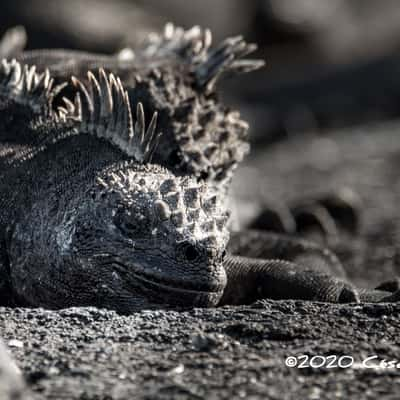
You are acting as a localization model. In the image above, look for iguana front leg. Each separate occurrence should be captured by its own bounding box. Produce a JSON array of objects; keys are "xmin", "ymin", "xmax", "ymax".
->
[
  {"xmin": 220, "ymin": 255, "xmax": 358, "ymax": 305},
  {"xmin": 221, "ymin": 230, "xmax": 400, "ymax": 304}
]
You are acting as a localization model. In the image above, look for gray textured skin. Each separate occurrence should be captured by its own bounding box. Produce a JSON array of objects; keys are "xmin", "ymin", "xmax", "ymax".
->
[{"xmin": 0, "ymin": 25, "xmax": 399, "ymax": 313}]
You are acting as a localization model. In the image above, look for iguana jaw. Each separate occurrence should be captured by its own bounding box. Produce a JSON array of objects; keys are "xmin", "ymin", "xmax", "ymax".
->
[
  {"xmin": 124, "ymin": 262, "xmax": 226, "ymax": 294},
  {"xmin": 113, "ymin": 261, "xmax": 226, "ymax": 308}
]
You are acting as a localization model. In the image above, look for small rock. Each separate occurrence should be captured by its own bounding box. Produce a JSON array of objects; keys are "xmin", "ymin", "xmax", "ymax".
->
[
  {"xmin": 191, "ymin": 333, "xmax": 216, "ymax": 351},
  {"xmin": 118, "ymin": 372, "xmax": 127, "ymax": 380},
  {"xmin": 167, "ymin": 364, "xmax": 185, "ymax": 375},
  {"xmin": 7, "ymin": 340, "xmax": 24, "ymax": 349}
]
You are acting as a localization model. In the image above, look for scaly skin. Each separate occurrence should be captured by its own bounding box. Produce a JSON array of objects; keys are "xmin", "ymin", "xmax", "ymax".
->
[{"xmin": 0, "ymin": 25, "xmax": 399, "ymax": 313}]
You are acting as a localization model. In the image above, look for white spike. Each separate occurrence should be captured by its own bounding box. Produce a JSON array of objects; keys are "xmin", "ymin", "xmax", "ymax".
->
[
  {"xmin": 62, "ymin": 96, "xmax": 75, "ymax": 113},
  {"xmin": 67, "ymin": 69, "xmax": 161, "ymax": 163},
  {"xmin": 0, "ymin": 59, "xmax": 64, "ymax": 115},
  {"xmin": 99, "ymin": 68, "xmax": 113, "ymax": 116},
  {"xmin": 135, "ymin": 103, "xmax": 145, "ymax": 144},
  {"xmin": 164, "ymin": 23, "xmax": 175, "ymax": 39}
]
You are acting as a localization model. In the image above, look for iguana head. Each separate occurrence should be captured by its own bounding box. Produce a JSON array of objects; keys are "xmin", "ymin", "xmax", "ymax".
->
[
  {"xmin": 66, "ymin": 163, "xmax": 229, "ymax": 311},
  {"xmin": 63, "ymin": 70, "xmax": 231, "ymax": 310},
  {"xmin": 9, "ymin": 162, "xmax": 230, "ymax": 312}
]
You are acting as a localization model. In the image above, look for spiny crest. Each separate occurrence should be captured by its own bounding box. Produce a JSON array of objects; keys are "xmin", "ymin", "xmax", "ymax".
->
[
  {"xmin": 0, "ymin": 59, "xmax": 66, "ymax": 114},
  {"xmin": 172, "ymin": 97, "xmax": 250, "ymax": 182},
  {"xmin": 124, "ymin": 61, "xmax": 250, "ymax": 183},
  {"xmin": 143, "ymin": 23, "xmax": 265, "ymax": 92},
  {"xmin": 66, "ymin": 69, "xmax": 161, "ymax": 163},
  {"xmin": 145, "ymin": 23, "xmax": 212, "ymax": 62},
  {"xmin": 96, "ymin": 168, "xmax": 230, "ymax": 248}
]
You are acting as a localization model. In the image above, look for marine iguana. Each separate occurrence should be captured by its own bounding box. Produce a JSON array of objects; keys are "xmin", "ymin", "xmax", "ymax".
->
[{"xmin": 0, "ymin": 25, "xmax": 399, "ymax": 313}]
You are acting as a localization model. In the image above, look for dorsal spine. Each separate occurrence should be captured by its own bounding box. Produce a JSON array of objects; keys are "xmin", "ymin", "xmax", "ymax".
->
[
  {"xmin": 0, "ymin": 59, "xmax": 66, "ymax": 114},
  {"xmin": 143, "ymin": 23, "xmax": 265, "ymax": 92},
  {"xmin": 66, "ymin": 69, "xmax": 161, "ymax": 163}
]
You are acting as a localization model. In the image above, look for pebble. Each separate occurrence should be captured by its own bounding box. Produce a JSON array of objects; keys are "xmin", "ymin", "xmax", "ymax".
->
[{"xmin": 7, "ymin": 340, "xmax": 24, "ymax": 349}]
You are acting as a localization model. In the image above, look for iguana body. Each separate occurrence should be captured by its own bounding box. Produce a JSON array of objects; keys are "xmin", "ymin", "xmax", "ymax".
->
[{"xmin": 0, "ymin": 25, "xmax": 398, "ymax": 313}]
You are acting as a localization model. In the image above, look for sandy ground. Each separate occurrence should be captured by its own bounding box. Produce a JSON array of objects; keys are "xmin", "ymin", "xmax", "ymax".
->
[{"xmin": 1, "ymin": 301, "xmax": 400, "ymax": 399}]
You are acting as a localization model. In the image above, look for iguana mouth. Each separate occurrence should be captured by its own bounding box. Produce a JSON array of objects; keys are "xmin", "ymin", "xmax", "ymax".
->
[
  {"xmin": 134, "ymin": 271, "xmax": 224, "ymax": 295},
  {"xmin": 112, "ymin": 261, "xmax": 226, "ymax": 295},
  {"xmin": 115, "ymin": 263, "xmax": 226, "ymax": 295}
]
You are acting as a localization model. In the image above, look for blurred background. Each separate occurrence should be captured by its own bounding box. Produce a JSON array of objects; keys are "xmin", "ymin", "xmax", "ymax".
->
[{"xmin": 2, "ymin": 0, "xmax": 400, "ymax": 148}]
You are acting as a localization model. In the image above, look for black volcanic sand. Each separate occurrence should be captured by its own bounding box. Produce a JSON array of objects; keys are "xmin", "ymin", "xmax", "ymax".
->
[
  {"xmin": 1, "ymin": 302, "xmax": 400, "ymax": 399},
  {"xmin": 3, "ymin": 121, "xmax": 400, "ymax": 399}
]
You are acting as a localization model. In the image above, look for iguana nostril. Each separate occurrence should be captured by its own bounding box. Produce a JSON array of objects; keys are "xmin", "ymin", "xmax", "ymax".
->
[
  {"xmin": 124, "ymin": 222, "xmax": 136, "ymax": 231},
  {"xmin": 221, "ymin": 250, "xmax": 227, "ymax": 261}
]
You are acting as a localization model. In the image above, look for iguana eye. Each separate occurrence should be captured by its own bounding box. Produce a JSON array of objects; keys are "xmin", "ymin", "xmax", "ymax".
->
[
  {"xmin": 185, "ymin": 244, "xmax": 200, "ymax": 261},
  {"xmin": 176, "ymin": 242, "xmax": 202, "ymax": 263},
  {"xmin": 114, "ymin": 209, "xmax": 149, "ymax": 237}
]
